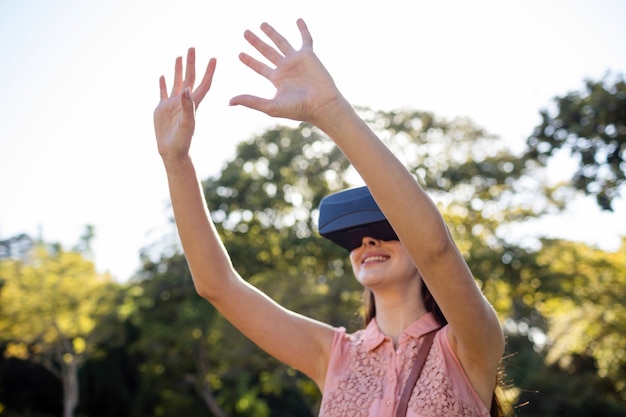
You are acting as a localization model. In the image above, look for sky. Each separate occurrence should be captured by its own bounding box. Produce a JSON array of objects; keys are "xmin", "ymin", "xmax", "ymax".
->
[{"xmin": 1, "ymin": 0, "xmax": 625, "ymax": 281}]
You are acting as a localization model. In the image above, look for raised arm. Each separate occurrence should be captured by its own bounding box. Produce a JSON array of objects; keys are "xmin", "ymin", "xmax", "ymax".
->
[
  {"xmin": 153, "ymin": 48, "xmax": 334, "ymax": 388},
  {"xmin": 231, "ymin": 18, "xmax": 504, "ymax": 394}
]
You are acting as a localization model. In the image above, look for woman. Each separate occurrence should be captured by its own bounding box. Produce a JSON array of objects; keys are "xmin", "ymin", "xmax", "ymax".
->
[{"xmin": 153, "ymin": 18, "xmax": 507, "ymax": 417}]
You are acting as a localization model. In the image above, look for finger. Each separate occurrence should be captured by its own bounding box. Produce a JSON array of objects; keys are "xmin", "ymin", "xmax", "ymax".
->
[
  {"xmin": 184, "ymin": 47, "xmax": 196, "ymax": 89},
  {"xmin": 171, "ymin": 56, "xmax": 184, "ymax": 96},
  {"xmin": 261, "ymin": 22, "xmax": 296, "ymax": 56},
  {"xmin": 192, "ymin": 57, "xmax": 217, "ymax": 109},
  {"xmin": 158, "ymin": 75, "xmax": 168, "ymax": 100},
  {"xmin": 239, "ymin": 52, "xmax": 273, "ymax": 79},
  {"xmin": 296, "ymin": 18, "xmax": 313, "ymax": 48},
  {"xmin": 229, "ymin": 94, "xmax": 275, "ymax": 115},
  {"xmin": 243, "ymin": 29, "xmax": 283, "ymax": 66}
]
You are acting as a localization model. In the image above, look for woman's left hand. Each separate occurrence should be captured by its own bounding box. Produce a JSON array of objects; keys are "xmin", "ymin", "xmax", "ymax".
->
[{"xmin": 230, "ymin": 19, "xmax": 346, "ymax": 128}]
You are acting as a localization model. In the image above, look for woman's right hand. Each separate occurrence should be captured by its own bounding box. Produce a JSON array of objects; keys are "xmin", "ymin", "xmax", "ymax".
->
[{"xmin": 153, "ymin": 48, "xmax": 216, "ymax": 163}]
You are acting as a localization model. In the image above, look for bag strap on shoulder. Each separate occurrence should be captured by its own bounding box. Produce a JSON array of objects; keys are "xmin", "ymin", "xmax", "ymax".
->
[{"xmin": 394, "ymin": 328, "xmax": 441, "ymax": 417}]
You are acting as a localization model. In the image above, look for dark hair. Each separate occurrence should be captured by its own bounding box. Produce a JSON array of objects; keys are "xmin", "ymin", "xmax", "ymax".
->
[{"xmin": 362, "ymin": 281, "xmax": 513, "ymax": 417}]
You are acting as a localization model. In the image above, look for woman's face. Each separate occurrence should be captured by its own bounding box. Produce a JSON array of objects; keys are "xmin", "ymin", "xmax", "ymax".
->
[{"xmin": 349, "ymin": 236, "xmax": 419, "ymax": 289}]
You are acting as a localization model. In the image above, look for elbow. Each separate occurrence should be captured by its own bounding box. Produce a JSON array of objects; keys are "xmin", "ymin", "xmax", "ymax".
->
[
  {"xmin": 194, "ymin": 280, "xmax": 214, "ymax": 301},
  {"xmin": 191, "ymin": 268, "xmax": 238, "ymax": 303},
  {"xmin": 425, "ymin": 231, "xmax": 456, "ymax": 263},
  {"xmin": 193, "ymin": 277, "xmax": 221, "ymax": 302}
]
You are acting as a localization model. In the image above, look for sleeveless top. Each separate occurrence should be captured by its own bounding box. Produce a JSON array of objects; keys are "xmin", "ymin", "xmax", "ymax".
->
[{"xmin": 318, "ymin": 313, "xmax": 490, "ymax": 417}]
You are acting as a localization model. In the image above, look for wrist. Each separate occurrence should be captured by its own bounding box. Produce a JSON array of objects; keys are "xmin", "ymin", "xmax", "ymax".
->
[
  {"xmin": 161, "ymin": 152, "xmax": 194, "ymax": 172},
  {"xmin": 312, "ymin": 96, "xmax": 360, "ymax": 138}
]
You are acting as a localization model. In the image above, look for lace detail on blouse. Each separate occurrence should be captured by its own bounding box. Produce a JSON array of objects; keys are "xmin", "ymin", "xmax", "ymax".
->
[
  {"xmin": 320, "ymin": 336, "xmax": 387, "ymax": 416},
  {"xmin": 319, "ymin": 323, "xmax": 490, "ymax": 417},
  {"xmin": 408, "ymin": 341, "xmax": 486, "ymax": 417}
]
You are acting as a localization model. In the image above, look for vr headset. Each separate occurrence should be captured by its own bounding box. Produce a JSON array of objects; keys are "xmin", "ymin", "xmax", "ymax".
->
[{"xmin": 318, "ymin": 186, "xmax": 398, "ymax": 251}]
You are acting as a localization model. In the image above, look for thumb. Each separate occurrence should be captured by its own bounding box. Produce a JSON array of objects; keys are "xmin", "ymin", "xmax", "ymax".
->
[
  {"xmin": 229, "ymin": 94, "xmax": 272, "ymax": 114},
  {"xmin": 179, "ymin": 87, "xmax": 196, "ymax": 135},
  {"xmin": 182, "ymin": 87, "xmax": 196, "ymax": 114}
]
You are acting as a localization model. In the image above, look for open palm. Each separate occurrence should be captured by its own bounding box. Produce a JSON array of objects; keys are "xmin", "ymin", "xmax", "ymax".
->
[
  {"xmin": 230, "ymin": 19, "xmax": 342, "ymax": 126},
  {"xmin": 153, "ymin": 48, "xmax": 216, "ymax": 161}
]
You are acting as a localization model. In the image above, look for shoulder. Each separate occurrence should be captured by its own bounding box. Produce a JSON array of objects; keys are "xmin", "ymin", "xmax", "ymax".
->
[
  {"xmin": 326, "ymin": 324, "xmax": 380, "ymax": 370},
  {"xmin": 330, "ymin": 326, "xmax": 367, "ymax": 351}
]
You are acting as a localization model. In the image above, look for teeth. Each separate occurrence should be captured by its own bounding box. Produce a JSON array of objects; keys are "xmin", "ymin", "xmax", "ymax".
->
[{"xmin": 363, "ymin": 256, "xmax": 387, "ymax": 263}]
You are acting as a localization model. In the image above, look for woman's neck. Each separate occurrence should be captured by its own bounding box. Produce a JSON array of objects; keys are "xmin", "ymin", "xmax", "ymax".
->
[{"xmin": 372, "ymin": 288, "xmax": 427, "ymax": 347}]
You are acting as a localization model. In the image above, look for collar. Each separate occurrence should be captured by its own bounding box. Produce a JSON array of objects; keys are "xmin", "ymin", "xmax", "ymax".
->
[{"xmin": 363, "ymin": 312, "xmax": 442, "ymax": 352}]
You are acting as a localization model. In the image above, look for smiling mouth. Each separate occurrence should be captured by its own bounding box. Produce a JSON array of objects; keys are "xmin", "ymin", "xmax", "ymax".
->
[{"xmin": 362, "ymin": 255, "xmax": 389, "ymax": 265}]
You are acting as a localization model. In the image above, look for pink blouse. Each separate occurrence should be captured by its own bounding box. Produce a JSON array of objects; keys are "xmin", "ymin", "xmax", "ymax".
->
[{"xmin": 319, "ymin": 313, "xmax": 490, "ymax": 417}]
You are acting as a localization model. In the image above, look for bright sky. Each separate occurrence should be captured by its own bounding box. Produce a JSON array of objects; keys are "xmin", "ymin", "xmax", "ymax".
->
[{"xmin": 1, "ymin": 0, "xmax": 625, "ymax": 281}]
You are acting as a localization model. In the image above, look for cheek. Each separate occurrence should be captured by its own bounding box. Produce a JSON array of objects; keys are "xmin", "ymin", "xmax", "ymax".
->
[
  {"xmin": 401, "ymin": 255, "xmax": 418, "ymax": 272},
  {"xmin": 396, "ymin": 247, "xmax": 416, "ymax": 269},
  {"xmin": 349, "ymin": 252, "xmax": 360, "ymax": 271},
  {"xmin": 350, "ymin": 261, "xmax": 360, "ymax": 278},
  {"xmin": 392, "ymin": 252, "xmax": 418, "ymax": 278}
]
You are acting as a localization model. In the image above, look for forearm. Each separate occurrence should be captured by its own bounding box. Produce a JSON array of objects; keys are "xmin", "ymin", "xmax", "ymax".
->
[
  {"xmin": 162, "ymin": 156, "xmax": 235, "ymax": 298},
  {"xmin": 314, "ymin": 98, "xmax": 450, "ymax": 258},
  {"xmin": 316, "ymin": 97, "xmax": 503, "ymax": 349},
  {"xmin": 161, "ymin": 157, "xmax": 335, "ymax": 384}
]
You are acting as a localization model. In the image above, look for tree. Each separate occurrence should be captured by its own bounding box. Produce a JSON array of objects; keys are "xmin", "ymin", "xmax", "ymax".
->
[
  {"xmin": 495, "ymin": 237, "xmax": 626, "ymax": 416},
  {"xmin": 526, "ymin": 73, "xmax": 626, "ymax": 210},
  {"xmin": 128, "ymin": 124, "xmax": 360, "ymax": 416},
  {"xmin": 128, "ymin": 253, "xmax": 233, "ymax": 417},
  {"xmin": 533, "ymin": 238, "xmax": 626, "ymax": 402},
  {"xmin": 151, "ymin": 112, "xmax": 548, "ymax": 415},
  {"xmin": 0, "ymin": 236, "xmax": 118, "ymax": 417},
  {"xmin": 0, "ymin": 233, "xmax": 33, "ymax": 261},
  {"xmin": 1, "ymin": 99, "xmax": 624, "ymax": 415},
  {"xmin": 137, "ymin": 106, "xmax": 623, "ymax": 415},
  {"xmin": 204, "ymin": 123, "xmax": 362, "ymax": 330},
  {"xmin": 201, "ymin": 111, "xmax": 626, "ymax": 414}
]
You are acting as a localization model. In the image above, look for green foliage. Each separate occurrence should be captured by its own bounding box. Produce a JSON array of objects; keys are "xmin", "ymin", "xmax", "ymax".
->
[
  {"xmin": 0, "ymin": 240, "xmax": 119, "ymax": 417},
  {"xmin": 126, "ymin": 252, "xmax": 317, "ymax": 417},
  {"xmin": 514, "ymin": 350, "xmax": 625, "ymax": 417},
  {"xmin": 125, "ymin": 254, "xmax": 221, "ymax": 416},
  {"xmin": 110, "ymin": 110, "xmax": 626, "ymax": 415},
  {"xmin": 533, "ymin": 239, "xmax": 626, "ymax": 399},
  {"xmin": 2, "ymin": 103, "xmax": 626, "ymax": 416},
  {"xmin": 526, "ymin": 73, "xmax": 626, "ymax": 210},
  {"xmin": 199, "ymin": 111, "xmax": 549, "ymax": 415}
]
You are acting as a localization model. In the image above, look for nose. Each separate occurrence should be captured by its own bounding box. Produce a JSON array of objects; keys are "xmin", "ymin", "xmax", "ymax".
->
[
  {"xmin": 349, "ymin": 236, "xmax": 381, "ymax": 255},
  {"xmin": 360, "ymin": 236, "xmax": 380, "ymax": 247}
]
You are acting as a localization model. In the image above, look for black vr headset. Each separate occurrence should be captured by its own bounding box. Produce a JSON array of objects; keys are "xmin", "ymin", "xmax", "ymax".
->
[{"xmin": 318, "ymin": 186, "xmax": 399, "ymax": 251}]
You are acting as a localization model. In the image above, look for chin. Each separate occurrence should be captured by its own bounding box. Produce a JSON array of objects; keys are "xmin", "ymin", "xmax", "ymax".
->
[{"xmin": 356, "ymin": 274, "xmax": 386, "ymax": 289}]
